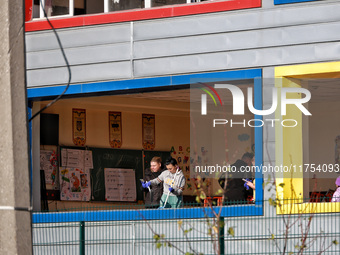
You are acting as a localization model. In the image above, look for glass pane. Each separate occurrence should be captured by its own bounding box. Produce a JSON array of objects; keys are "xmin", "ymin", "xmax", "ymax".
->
[
  {"xmin": 84, "ymin": 0, "xmax": 103, "ymax": 15},
  {"xmin": 109, "ymin": 0, "xmax": 142, "ymax": 12},
  {"xmin": 45, "ymin": 0, "xmax": 70, "ymax": 16},
  {"xmin": 151, "ymin": 0, "xmax": 186, "ymax": 7}
]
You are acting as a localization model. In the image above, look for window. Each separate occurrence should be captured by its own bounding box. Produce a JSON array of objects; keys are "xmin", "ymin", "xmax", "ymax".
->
[
  {"xmin": 27, "ymin": 69, "xmax": 264, "ymax": 218},
  {"xmin": 274, "ymin": 62, "xmax": 340, "ymax": 214},
  {"xmin": 33, "ymin": 0, "xmax": 215, "ymax": 19}
]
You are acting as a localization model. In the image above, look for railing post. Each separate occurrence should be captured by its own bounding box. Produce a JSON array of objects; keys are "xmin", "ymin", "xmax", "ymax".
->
[
  {"xmin": 219, "ymin": 217, "xmax": 225, "ymax": 255},
  {"xmin": 80, "ymin": 221, "xmax": 85, "ymax": 255}
]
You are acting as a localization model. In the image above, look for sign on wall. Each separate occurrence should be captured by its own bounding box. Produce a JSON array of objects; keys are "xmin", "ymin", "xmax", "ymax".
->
[
  {"xmin": 72, "ymin": 108, "xmax": 86, "ymax": 146},
  {"xmin": 109, "ymin": 111, "xmax": 122, "ymax": 148},
  {"xmin": 142, "ymin": 114, "xmax": 155, "ymax": 150}
]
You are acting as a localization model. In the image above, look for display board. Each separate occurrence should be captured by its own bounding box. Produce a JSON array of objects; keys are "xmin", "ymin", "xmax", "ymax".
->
[{"xmin": 59, "ymin": 147, "xmax": 170, "ymax": 202}]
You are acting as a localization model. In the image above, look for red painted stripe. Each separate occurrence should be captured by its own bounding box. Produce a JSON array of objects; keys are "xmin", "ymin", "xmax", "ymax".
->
[{"xmin": 25, "ymin": 0, "xmax": 261, "ymax": 32}]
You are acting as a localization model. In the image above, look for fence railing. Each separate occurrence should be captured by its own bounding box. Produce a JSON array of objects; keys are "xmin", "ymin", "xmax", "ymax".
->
[{"xmin": 32, "ymin": 198, "xmax": 340, "ymax": 255}]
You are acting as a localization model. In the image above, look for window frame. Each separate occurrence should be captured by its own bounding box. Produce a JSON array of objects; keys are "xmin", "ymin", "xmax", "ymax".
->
[
  {"xmin": 39, "ymin": 0, "xmax": 74, "ymax": 19},
  {"xmin": 28, "ymin": 69, "xmax": 264, "ymax": 223},
  {"xmin": 274, "ymin": 61, "xmax": 340, "ymax": 215}
]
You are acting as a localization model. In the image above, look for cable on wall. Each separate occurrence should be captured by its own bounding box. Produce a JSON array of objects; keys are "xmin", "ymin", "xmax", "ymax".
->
[{"xmin": 29, "ymin": 0, "xmax": 72, "ymax": 122}]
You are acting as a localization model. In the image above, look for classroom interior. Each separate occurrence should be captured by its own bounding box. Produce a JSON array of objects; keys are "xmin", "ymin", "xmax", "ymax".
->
[
  {"xmin": 32, "ymin": 75, "xmax": 340, "ymax": 211},
  {"xmin": 34, "ymin": 81, "xmax": 257, "ymax": 211}
]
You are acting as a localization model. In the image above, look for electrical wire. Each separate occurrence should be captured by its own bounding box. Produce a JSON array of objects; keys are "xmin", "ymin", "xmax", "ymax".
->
[{"xmin": 29, "ymin": 0, "xmax": 72, "ymax": 122}]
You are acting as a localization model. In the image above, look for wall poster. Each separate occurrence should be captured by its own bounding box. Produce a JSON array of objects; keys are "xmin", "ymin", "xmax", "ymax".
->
[
  {"xmin": 142, "ymin": 114, "xmax": 155, "ymax": 150},
  {"xmin": 104, "ymin": 168, "xmax": 137, "ymax": 201},
  {"xmin": 72, "ymin": 108, "xmax": 86, "ymax": 146},
  {"xmin": 59, "ymin": 148, "xmax": 93, "ymax": 201},
  {"xmin": 59, "ymin": 167, "xmax": 91, "ymax": 201},
  {"xmin": 109, "ymin": 111, "xmax": 122, "ymax": 148},
  {"xmin": 40, "ymin": 150, "xmax": 58, "ymax": 187}
]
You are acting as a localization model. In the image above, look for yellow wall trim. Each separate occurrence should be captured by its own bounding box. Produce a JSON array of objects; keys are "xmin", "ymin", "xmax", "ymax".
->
[
  {"xmin": 277, "ymin": 202, "xmax": 340, "ymax": 215},
  {"xmin": 275, "ymin": 61, "xmax": 340, "ymax": 78},
  {"xmin": 274, "ymin": 61, "xmax": 340, "ymax": 214}
]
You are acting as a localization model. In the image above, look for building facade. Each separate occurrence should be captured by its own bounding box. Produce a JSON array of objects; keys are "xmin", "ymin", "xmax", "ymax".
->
[{"xmin": 26, "ymin": 0, "xmax": 340, "ymax": 254}]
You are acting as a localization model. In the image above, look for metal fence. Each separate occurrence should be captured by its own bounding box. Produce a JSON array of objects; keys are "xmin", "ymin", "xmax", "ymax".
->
[{"xmin": 32, "ymin": 199, "xmax": 340, "ymax": 255}]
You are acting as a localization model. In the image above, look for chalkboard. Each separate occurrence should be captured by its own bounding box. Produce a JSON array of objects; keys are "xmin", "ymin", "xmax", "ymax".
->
[
  {"xmin": 91, "ymin": 148, "xmax": 143, "ymax": 202},
  {"xmin": 59, "ymin": 147, "xmax": 170, "ymax": 202}
]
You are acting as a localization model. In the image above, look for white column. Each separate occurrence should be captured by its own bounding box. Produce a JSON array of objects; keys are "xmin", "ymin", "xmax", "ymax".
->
[
  {"xmin": 32, "ymin": 102, "xmax": 41, "ymax": 211},
  {"xmin": 104, "ymin": 0, "xmax": 109, "ymax": 12},
  {"xmin": 0, "ymin": 0, "xmax": 32, "ymax": 254},
  {"xmin": 39, "ymin": 0, "xmax": 44, "ymax": 18},
  {"xmin": 145, "ymin": 0, "xmax": 151, "ymax": 8},
  {"xmin": 69, "ymin": 0, "xmax": 74, "ymax": 16}
]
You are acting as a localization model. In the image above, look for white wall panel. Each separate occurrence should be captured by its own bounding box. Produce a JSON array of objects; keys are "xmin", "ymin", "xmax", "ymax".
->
[
  {"xmin": 133, "ymin": 2, "xmax": 340, "ymax": 40},
  {"xmin": 134, "ymin": 21, "xmax": 340, "ymax": 59},
  {"xmin": 26, "ymin": 23, "xmax": 131, "ymax": 52},
  {"xmin": 133, "ymin": 42, "xmax": 340, "ymax": 77},
  {"xmin": 27, "ymin": 43, "xmax": 131, "ymax": 69},
  {"xmin": 27, "ymin": 61, "xmax": 132, "ymax": 87}
]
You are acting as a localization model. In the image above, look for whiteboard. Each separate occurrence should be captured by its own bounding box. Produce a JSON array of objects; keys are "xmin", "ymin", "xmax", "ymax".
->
[{"xmin": 104, "ymin": 168, "xmax": 136, "ymax": 201}]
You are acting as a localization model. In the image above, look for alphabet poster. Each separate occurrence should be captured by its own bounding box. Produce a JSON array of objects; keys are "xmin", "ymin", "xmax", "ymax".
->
[{"xmin": 104, "ymin": 168, "xmax": 136, "ymax": 201}]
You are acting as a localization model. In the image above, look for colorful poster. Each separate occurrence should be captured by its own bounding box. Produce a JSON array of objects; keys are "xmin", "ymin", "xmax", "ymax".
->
[
  {"xmin": 72, "ymin": 108, "xmax": 86, "ymax": 146},
  {"xmin": 109, "ymin": 111, "xmax": 122, "ymax": 148},
  {"xmin": 40, "ymin": 150, "xmax": 58, "ymax": 186},
  {"xmin": 142, "ymin": 114, "xmax": 155, "ymax": 150},
  {"xmin": 59, "ymin": 167, "xmax": 91, "ymax": 201},
  {"xmin": 104, "ymin": 168, "xmax": 136, "ymax": 201}
]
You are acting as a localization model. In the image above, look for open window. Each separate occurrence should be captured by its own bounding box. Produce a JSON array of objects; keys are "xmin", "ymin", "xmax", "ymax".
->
[
  {"xmin": 189, "ymin": 76, "xmax": 263, "ymax": 207},
  {"xmin": 28, "ymin": 69, "xmax": 263, "ymax": 218},
  {"xmin": 32, "ymin": 0, "xmax": 225, "ymax": 19},
  {"xmin": 275, "ymin": 62, "xmax": 340, "ymax": 214},
  {"xmin": 33, "ymin": 0, "xmax": 103, "ymax": 18}
]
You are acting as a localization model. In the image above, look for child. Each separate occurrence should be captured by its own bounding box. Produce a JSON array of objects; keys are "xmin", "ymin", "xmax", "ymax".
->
[{"xmin": 331, "ymin": 176, "xmax": 340, "ymax": 202}]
